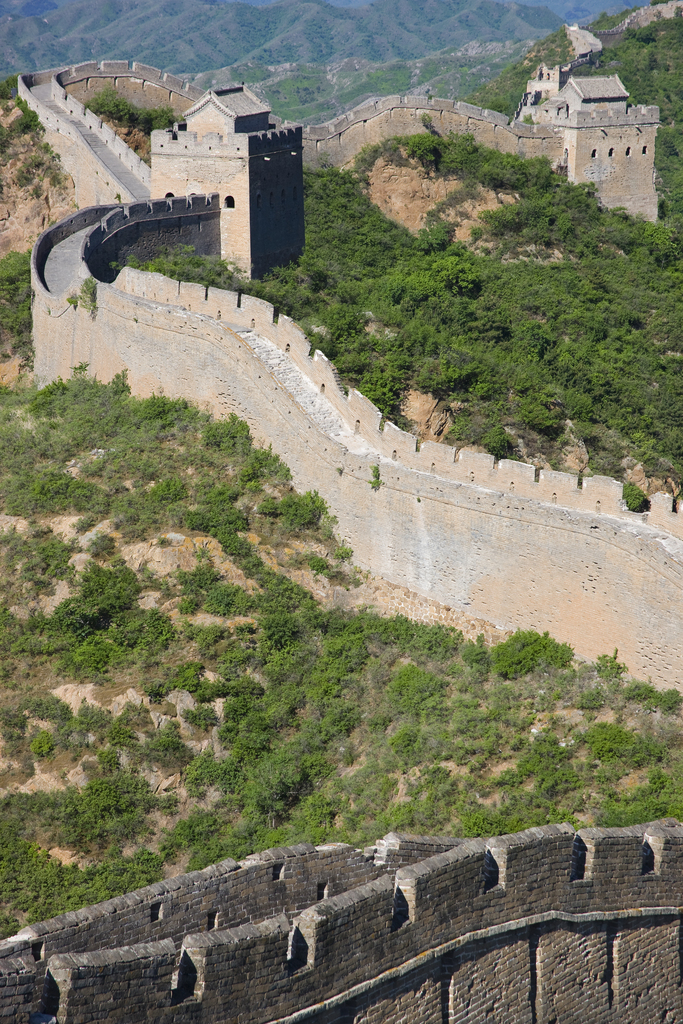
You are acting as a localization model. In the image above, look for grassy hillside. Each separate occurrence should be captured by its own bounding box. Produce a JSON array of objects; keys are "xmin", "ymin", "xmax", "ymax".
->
[
  {"xmin": 0, "ymin": 0, "xmax": 561, "ymax": 80},
  {"xmin": 0, "ymin": 357, "xmax": 678, "ymax": 935},
  {"xmin": 194, "ymin": 135, "xmax": 681, "ymax": 488}
]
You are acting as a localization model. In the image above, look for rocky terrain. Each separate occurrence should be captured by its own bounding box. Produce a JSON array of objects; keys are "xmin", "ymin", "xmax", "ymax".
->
[{"xmin": 0, "ymin": 101, "xmax": 75, "ymax": 258}]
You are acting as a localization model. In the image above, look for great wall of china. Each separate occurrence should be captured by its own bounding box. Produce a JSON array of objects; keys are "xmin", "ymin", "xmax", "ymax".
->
[
  {"xmin": 26, "ymin": 191, "xmax": 683, "ymax": 686},
  {"xmin": 4, "ymin": 820, "xmax": 683, "ymax": 1023},
  {"xmin": 12, "ymin": 50, "xmax": 683, "ymax": 684},
  {"xmin": 7, "ymin": 9, "xmax": 683, "ymax": 1020}
]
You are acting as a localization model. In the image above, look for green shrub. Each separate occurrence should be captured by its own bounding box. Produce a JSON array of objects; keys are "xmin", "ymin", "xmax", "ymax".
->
[
  {"xmin": 482, "ymin": 424, "xmax": 512, "ymax": 460},
  {"xmin": 144, "ymin": 721, "xmax": 193, "ymax": 769},
  {"xmin": 279, "ymin": 491, "xmax": 328, "ymax": 530},
  {"xmin": 462, "ymin": 634, "xmax": 490, "ymax": 679},
  {"xmin": 623, "ymin": 483, "xmax": 649, "ymax": 512},
  {"xmin": 577, "ymin": 687, "xmax": 606, "ymax": 710},
  {"xmin": 182, "ymin": 706, "xmax": 219, "ymax": 730},
  {"xmin": 386, "ymin": 664, "xmax": 448, "ymax": 718},
  {"xmin": 203, "ymin": 414, "xmax": 253, "ymax": 456},
  {"xmin": 30, "ymin": 730, "xmax": 54, "ymax": 758},
  {"xmin": 583, "ymin": 722, "xmax": 663, "ymax": 767},
  {"xmin": 491, "ymin": 631, "xmax": 573, "ymax": 679},
  {"xmin": 596, "ymin": 649, "xmax": 628, "ymax": 680}
]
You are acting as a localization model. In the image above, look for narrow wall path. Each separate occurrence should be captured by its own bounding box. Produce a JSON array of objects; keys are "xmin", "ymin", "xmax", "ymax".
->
[{"xmin": 31, "ymin": 84, "xmax": 150, "ymax": 202}]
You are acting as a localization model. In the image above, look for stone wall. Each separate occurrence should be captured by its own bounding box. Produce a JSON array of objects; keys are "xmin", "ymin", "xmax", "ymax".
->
[
  {"xmin": 4, "ymin": 820, "xmax": 682, "ymax": 1024},
  {"xmin": 56, "ymin": 60, "xmax": 202, "ymax": 115},
  {"xmin": 18, "ymin": 61, "xmax": 201, "ymax": 209},
  {"xmin": 596, "ymin": 0, "xmax": 683, "ymax": 45},
  {"xmin": 82, "ymin": 196, "xmax": 221, "ymax": 283},
  {"xmin": 18, "ymin": 70, "xmax": 147, "ymax": 206},
  {"xmin": 29, "ymin": 203, "xmax": 683, "ymax": 684},
  {"xmin": 301, "ymin": 96, "xmax": 564, "ymax": 169}
]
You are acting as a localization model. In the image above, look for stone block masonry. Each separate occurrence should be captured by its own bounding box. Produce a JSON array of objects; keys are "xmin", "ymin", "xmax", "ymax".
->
[{"xmin": 1, "ymin": 822, "xmax": 683, "ymax": 1023}]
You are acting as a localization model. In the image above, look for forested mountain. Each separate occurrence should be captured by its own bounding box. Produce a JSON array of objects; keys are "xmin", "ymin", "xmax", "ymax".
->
[{"xmin": 0, "ymin": 0, "xmax": 560, "ymax": 79}]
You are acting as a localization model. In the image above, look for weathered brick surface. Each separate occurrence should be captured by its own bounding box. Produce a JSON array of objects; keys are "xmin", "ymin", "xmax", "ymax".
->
[
  {"xmin": 1, "ymin": 825, "xmax": 683, "ymax": 1022},
  {"xmin": 0, "ymin": 958, "xmax": 34, "ymax": 1021}
]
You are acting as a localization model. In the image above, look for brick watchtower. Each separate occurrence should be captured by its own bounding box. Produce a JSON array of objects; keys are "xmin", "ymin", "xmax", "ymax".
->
[
  {"xmin": 516, "ymin": 73, "xmax": 658, "ymax": 220},
  {"xmin": 150, "ymin": 85, "xmax": 304, "ymax": 278}
]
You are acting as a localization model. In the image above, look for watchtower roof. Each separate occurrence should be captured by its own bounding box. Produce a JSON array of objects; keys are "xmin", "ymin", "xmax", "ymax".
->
[
  {"xmin": 565, "ymin": 75, "xmax": 629, "ymax": 101},
  {"xmin": 184, "ymin": 85, "xmax": 271, "ymax": 123}
]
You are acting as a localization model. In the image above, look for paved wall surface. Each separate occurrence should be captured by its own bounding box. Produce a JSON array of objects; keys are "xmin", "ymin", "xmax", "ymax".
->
[
  {"xmin": 18, "ymin": 62, "xmax": 201, "ymax": 208},
  {"xmin": 30, "ymin": 202, "xmax": 683, "ymax": 684}
]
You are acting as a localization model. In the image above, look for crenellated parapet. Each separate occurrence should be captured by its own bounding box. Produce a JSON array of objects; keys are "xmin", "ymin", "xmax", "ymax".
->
[{"xmin": 2, "ymin": 822, "xmax": 683, "ymax": 1023}]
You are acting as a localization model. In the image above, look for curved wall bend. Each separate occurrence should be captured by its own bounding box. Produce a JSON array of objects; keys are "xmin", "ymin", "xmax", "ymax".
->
[{"xmin": 31, "ymin": 201, "xmax": 683, "ymax": 684}]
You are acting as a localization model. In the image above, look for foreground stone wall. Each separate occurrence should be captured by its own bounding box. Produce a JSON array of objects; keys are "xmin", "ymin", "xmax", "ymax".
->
[
  {"xmin": 30, "ymin": 202, "xmax": 683, "ymax": 683},
  {"xmin": 3, "ymin": 822, "xmax": 683, "ymax": 1023}
]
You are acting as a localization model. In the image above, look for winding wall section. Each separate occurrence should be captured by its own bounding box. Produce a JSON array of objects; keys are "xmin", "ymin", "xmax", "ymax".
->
[
  {"xmin": 30, "ymin": 200, "xmax": 683, "ymax": 685},
  {"xmin": 18, "ymin": 63, "xmax": 202, "ymax": 207}
]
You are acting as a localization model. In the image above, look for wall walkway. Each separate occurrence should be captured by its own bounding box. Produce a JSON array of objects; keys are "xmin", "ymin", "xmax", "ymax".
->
[
  {"xmin": 18, "ymin": 63, "xmax": 201, "ymax": 207},
  {"xmin": 301, "ymin": 94, "xmax": 564, "ymax": 168}
]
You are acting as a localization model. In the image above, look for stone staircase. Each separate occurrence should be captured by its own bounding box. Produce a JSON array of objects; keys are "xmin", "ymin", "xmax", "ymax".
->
[
  {"xmin": 237, "ymin": 329, "xmax": 355, "ymax": 444},
  {"xmin": 31, "ymin": 84, "xmax": 150, "ymax": 201}
]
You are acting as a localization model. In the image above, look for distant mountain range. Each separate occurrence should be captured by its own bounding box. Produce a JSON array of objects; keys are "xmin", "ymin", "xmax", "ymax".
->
[
  {"xmin": 0, "ymin": 0, "xmax": 562, "ymax": 79},
  {"xmin": 193, "ymin": 39, "xmax": 536, "ymax": 125}
]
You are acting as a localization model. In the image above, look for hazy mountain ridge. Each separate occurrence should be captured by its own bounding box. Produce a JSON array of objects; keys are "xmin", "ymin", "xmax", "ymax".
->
[
  {"xmin": 0, "ymin": 0, "xmax": 561, "ymax": 79},
  {"xmin": 192, "ymin": 38, "xmax": 535, "ymax": 125}
]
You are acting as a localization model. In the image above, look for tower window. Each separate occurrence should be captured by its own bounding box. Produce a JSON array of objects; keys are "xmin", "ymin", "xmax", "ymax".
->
[
  {"xmin": 626, "ymin": 147, "xmax": 631, "ymax": 156},
  {"xmin": 642, "ymin": 145, "xmax": 648, "ymax": 154},
  {"xmin": 591, "ymin": 149, "xmax": 597, "ymax": 158},
  {"xmin": 256, "ymin": 193, "xmax": 262, "ymax": 209},
  {"xmin": 165, "ymin": 192, "xmax": 174, "ymax": 198},
  {"xmin": 281, "ymin": 188, "xmax": 286, "ymax": 203},
  {"xmin": 608, "ymin": 147, "xmax": 614, "ymax": 157},
  {"xmin": 224, "ymin": 195, "xmax": 235, "ymax": 208},
  {"xmin": 269, "ymin": 192, "xmax": 274, "ymax": 207}
]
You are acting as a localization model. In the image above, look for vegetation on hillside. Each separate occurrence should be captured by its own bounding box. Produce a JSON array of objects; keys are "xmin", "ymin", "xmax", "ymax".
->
[
  {"xmin": 0, "ymin": 370, "xmax": 680, "ymax": 935},
  {"xmin": 1, "ymin": 56, "xmax": 682, "ymax": 933},
  {"xmin": 136, "ymin": 133, "xmax": 683, "ymax": 486},
  {"xmin": 0, "ymin": 80, "xmax": 67, "ymax": 365},
  {"xmin": 85, "ymin": 86, "xmax": 175, "ymax": 163}
]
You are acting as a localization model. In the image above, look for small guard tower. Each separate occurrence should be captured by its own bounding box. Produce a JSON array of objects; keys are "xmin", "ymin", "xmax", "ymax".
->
[{"xmin": 150, "ymin": 85, "xmax": 304, "ymax": 278}]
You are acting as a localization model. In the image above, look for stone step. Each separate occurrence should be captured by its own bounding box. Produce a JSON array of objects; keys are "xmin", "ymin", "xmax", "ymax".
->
[{"xmin": 239, "ymin": 330, "xmax": 350, "ymax": 439}]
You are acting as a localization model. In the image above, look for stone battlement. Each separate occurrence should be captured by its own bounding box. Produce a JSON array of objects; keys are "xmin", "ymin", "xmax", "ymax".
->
[
  {"xmin": 595, "ymin": 0, "xmax": 683, "ymax": 43},
  {"xmin": 2, "ymin": 822, "xmax": 683, "ymax": 1023},
  {"xmin": 52, "ymin": 60, "xmax": 203, "ymax": 103},
  {"xmin": 151, "ymin": 125, "xmax": 302, "ymax": 159}
]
